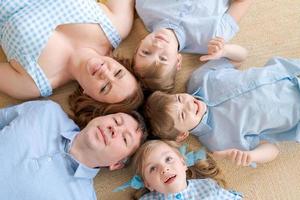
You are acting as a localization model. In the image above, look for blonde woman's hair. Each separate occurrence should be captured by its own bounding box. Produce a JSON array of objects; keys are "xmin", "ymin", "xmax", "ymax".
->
[
  {"xmin": 144, "ymin": 91, "xmax": 181, "ymax": 140},
  {"xmin": 132, "ymin": 140, "xmax": 225, "ymax": 199},
  {"xmin": 133, "ymin": 56, "xmax": 178, "ymax": 93},
  {"xmin": 69, "ymin": 57, "xmax": 144, "ymax": 129}
]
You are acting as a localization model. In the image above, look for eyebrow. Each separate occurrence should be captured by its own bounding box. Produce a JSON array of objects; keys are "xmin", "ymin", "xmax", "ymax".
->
[{"xmin": 144, "ymin": 151, "xmax": 171, "ymax": 168}]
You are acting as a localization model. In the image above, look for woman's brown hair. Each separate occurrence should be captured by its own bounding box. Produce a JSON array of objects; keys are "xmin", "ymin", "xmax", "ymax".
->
[
  {"xmin": 69, "ymin": 57, "xmax": 144, "ymax": 129},
  {"xmin": 132, "ymin": 140, "xmax": 225, "ymax": 199}
]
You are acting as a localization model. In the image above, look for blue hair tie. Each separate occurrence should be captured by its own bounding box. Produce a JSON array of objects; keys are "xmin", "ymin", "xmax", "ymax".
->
[
  {"xmin": 113, "ymin": 144, "xmax": 206, "ymax": 192},
  {"xmin": 113, "ymin": 175, "xmax": 144, "ymax": 192},
  {"xmin": 179, "ymin": 144, "xmax": 206, "ymax": 167}
]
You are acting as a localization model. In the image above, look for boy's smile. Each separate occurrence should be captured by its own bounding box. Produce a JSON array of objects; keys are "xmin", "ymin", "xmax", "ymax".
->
[{"xmin": 167, "ymin": 93, "xmax": 207, "ymax": 133}]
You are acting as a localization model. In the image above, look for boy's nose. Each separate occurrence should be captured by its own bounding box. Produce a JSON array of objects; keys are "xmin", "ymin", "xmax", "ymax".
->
[{"xmin": 152, "ymin": 39, "xmax": 164, "ymax": 48}]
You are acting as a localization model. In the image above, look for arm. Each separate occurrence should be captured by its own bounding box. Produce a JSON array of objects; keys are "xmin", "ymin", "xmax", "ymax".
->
[
  {"xmin": 98, "ymin": 0, "xmax": 135, "ymax": 39},
  {"xmin": 200, "ymin": 37, "xmax": 248, "ymax": 64},
  {"xmin": 212, "ymin": 142, "xmax": 279, "ymax": 166},
  {"xmin": 228, "ymin": 0, "xmax": 253, "ymax": 23},
  {"xmin": 0, "ymin": 62, "xmax": 40, "ymax": 99}
]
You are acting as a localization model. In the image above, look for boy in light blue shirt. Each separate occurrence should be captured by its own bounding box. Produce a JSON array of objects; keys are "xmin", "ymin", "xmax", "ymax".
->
[
  {"xmin": 0, "ymin": 100, "xmax": 147, "ymax": 200},
  {"xmin": 133, "ymin": 0, "xmax": 252, "ymax": 92},
  {"xmin": 144, "ymin": 40, "xmax": 300, "ymax": 167}
]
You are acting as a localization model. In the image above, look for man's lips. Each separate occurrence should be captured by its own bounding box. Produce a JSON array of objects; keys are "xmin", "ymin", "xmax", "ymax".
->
[
  {"xmin": 164, "ymin": 175, "xmax": 176, "ymax": 184},
  {"xmin": 97, "ymin": 127, "xmax": 107, "ymax": 145}
]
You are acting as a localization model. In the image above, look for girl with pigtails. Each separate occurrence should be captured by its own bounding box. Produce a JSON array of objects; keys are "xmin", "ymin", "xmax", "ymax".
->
[{"xmin": 115, "ymin": 140, "xmax": 242, "ymax": 200}]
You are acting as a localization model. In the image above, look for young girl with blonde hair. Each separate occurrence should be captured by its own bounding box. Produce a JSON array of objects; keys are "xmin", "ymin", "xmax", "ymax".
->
[{"xmin": 116, "ymin": 140, "xmax": 242, "ymax": 199}]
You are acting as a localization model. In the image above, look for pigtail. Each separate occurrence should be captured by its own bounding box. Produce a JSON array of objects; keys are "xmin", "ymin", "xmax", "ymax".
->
[{"xmin": 186, "ymin": 152, "xmax": 226, "ymax": 187}]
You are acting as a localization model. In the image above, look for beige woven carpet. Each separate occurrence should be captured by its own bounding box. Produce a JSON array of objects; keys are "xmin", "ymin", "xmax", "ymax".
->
[{"xmin": 1, "ymin": 0, "xmax": 300, "ymax": 199}]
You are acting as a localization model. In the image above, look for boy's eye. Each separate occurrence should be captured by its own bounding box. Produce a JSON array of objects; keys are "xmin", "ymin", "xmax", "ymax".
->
[
  {"xmin": 142, "ymin": 50, "xmax": 150, "ymax": 55},
  {"xmin": 181, "ymin": 112, "xmax": 185, "ymax": 120},
  {"xmin": 166, "ymin": 156, "xmax": 173, "ymax": 163},
  {"xmin": 159, "ymin": 56, "xmax": 167, "ymax": 62}
]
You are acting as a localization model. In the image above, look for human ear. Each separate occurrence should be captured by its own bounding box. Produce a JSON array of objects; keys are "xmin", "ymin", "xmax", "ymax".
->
[
  {"xmin": 176, "ymin": 54, "xmax": 182, "ymax": 70},
  {"xmin": 108, "ymin": 161, "xmax": 125, "ymax": 171},
  {"xmin": 175, "ymin": 132, "xmax": 189, "ymax": 142}
]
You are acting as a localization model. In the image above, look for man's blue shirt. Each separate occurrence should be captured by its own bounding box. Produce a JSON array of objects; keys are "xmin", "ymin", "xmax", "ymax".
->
[{"xmin": 0, "ymin": 100, "xmax": 99, "ymax": 200}]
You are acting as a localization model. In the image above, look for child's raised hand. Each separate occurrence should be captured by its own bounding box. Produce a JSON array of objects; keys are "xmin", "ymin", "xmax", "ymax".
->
[
  {"xmin": 213, "ymin": 148, "xmax": 253, "ymax": 167},
  {"xmin": 200, "ymin": 37, "xmax": 225, "ymax": 61}
]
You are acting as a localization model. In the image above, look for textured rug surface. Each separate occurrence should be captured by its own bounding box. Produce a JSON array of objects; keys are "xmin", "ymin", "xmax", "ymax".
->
[{"xmin": 0, "ymin": 0, "xmax": 300, "ymax": 199}]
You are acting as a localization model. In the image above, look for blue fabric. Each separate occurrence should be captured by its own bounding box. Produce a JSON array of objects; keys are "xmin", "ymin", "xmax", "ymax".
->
[
  {"xmin": 0, "ymin": 100, "xmax": 100, "ymax": 200},
  {"xmin": 187, "ymin": 57, "xmax": 300, "ymax": 151},
  {"xmin": 135, "ymin": 0, "xmax": 239, "ymax": 53},
  {"xmin": 0, "ymin": 0, "xmax": 121, "ymax": 97},
  {"xmin": 140, "ymin": 179, "xmax": 242, "ymax": 200}
]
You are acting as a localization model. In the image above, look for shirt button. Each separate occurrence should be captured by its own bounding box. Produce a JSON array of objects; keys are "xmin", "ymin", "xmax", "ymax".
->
[{"xmin": 175, "ymin": 193, "xmax": 182, "ymax": 199}]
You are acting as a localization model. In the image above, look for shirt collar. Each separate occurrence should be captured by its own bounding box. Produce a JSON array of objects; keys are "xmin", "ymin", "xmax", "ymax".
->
[
  {"xmin": 152, "ymin": 19, "xmax": 186, "ymax": 51},
  {"xmin": 60, "ymin": 130, "xmax": 100, "ymax": 179},
  {"xmin": 160, "ymin": 180, "xmax": 192, "ymax": 200},
  {"xmin": 190, "ymin": 108, "xmax": 212, "ymax": 136}
]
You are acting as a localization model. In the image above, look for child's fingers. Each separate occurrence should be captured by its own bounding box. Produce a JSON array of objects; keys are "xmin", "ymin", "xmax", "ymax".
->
[
  {"xmin": 208, "ymin": 44, "xmax": 219, "ymax": 53},
  {"xmin": 241, "ymin": 153, "xmax": 249, "ymax": 166},
  {"xmin": 214, "ymin": 36, "xmax": 224, "ymax": 43},
  {"xmin": 208, "ymin": 41, "xmax": 223, "ymax": 49},
  {"xmin": 245, "ymin": 154, "xmax": 252, "ymax": 166},
  {"xmin": 230, "ymin": 150, "xmax": 238, "ymax": 163},
  {"xmin": 212, "ymin": 149, "xmax": 231, "ymax": 159},
  {"xmin": 199, "ymin": 55, "xmax": 213, "ymax": 61},
  {"xmin": 235, "ymin": 151, "xmax": 243, "ymax": 166}
]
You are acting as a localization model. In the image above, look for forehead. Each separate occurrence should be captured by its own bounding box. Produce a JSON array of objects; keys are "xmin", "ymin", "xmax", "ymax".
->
[{"xmin": 145, "ymin": 143, "xmax": 174, "ymax": 161}]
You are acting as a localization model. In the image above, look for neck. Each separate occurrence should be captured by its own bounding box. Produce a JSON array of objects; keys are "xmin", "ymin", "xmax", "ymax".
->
[
  {"xmin": 69, "ymin": 134, "xmax": 100, "ymax": 168},
  {"xmin": 66, "ymin": 50, "xmax": 83, "ymax": 82}
]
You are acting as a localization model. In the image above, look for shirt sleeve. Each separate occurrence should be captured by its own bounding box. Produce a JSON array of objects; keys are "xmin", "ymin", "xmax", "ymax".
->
[
  {"xmin": 205, "ymin": 178, "xmax": 243, "ymax": 199},
  {"xmin": 0, "ymin": 104, "xmax": 19, "ymax": 130},
  {"xmin": 187, "ymin": 58, "xmax": 234, "ymax": 94}
]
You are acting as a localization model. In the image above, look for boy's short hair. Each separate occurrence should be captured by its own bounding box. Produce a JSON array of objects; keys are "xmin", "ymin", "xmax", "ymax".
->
[
  {"xmin": 133, "ymin": 57, "xmax": 178, "ymax": 93},
  {"xmin": 144, "ymin": 91, "xmax": 181, "ymax": 140}
]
